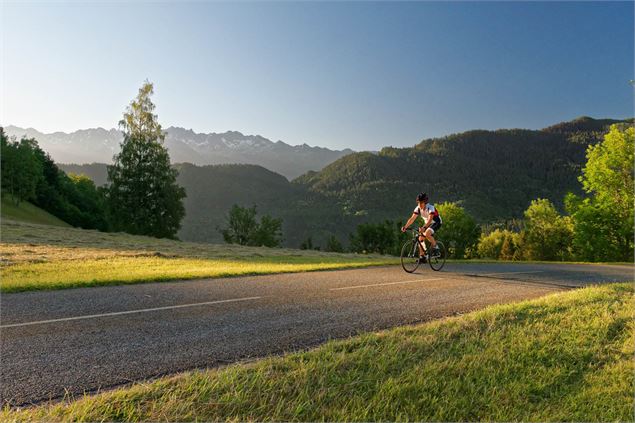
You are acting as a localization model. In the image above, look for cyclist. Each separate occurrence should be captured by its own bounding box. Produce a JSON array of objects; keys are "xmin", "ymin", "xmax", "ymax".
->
[{"xmin": 401, "ymin": 192, "xmax": 442, "ymax": 261}]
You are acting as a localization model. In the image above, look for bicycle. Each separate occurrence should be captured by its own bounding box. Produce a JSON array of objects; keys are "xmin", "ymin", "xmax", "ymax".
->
[{"xmin": 400, "ymin": 228, "xmax": 447, "ymax": 272}]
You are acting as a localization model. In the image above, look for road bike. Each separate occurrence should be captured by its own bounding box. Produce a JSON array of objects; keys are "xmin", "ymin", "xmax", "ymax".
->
[{"xmin": 400, "ymin": 228, "xmax": 447, "ymax": 272}]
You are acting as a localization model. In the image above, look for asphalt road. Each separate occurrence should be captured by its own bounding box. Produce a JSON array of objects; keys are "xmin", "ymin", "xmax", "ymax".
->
[{"xmin": 1, "ymin": 262, "xmax": 632, "ymax": 406}]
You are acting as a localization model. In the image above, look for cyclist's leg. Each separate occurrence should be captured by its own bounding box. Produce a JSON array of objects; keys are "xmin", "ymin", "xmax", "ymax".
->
[
  {"xmin": 424, "ymin": 227, "xmax": 437, "ymax": 248},
  {"xmin": 417, "ymin": 229, "xmax": 426, "ymax": 256}
]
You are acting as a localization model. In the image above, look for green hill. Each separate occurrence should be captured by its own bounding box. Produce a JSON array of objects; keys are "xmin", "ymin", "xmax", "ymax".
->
[
  {"xmin": 295, "ymin": 116, "xmax": 631, "ymax": 222},
  {"xmin": 1, "ymin": 196, "xmax": 71, "ymax": 227}
]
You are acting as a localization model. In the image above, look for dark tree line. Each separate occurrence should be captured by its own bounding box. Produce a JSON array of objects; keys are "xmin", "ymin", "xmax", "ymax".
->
[{"xmin": 1, "ymin": 128, "xmax": 108, "ymax": 230}]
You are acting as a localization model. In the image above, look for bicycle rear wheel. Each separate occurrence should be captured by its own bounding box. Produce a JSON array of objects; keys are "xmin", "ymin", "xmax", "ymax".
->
[
  {"xmin": 400, "ymin": 239, "xmax": 420, "ymax": 273},
  {"xmin": 428, "ymin": 240, "xmax": 446, "ymax": 271}
]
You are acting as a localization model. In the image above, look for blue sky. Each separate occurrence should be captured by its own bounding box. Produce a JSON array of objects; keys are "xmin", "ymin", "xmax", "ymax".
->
[{"xmin": 2, "ymin": 1, "xmax": 633, "ymax": 150}]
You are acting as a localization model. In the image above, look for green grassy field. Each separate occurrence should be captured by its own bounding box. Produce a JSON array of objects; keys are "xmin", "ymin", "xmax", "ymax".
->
[
  {"xmin": 3, "ymin": 283, "xmax": 632, "ymax": 422},
  {"xmin": 0, "ymin": 220, "xmax": 399, "ymax": 292},
  {"xmin": 1, "ymin": 196, "xmax": 70, "ymax": 227}
]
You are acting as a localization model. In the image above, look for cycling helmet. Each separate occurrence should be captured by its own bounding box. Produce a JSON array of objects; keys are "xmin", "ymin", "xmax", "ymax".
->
[{"xmin": 417, "ymin": 192, "xmax": 428, "ymax": 202}]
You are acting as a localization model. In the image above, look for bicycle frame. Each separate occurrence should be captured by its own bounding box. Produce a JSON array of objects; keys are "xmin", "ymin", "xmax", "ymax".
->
[{"xmin": 409, "ymin": 228, "xmax": 430, "ymax": 252}]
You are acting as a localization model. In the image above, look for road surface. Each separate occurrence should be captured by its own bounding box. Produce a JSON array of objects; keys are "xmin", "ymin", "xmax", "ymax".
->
[{"xmin": 1, "ymin": 261, "xmax": 632, "ymax": 406}]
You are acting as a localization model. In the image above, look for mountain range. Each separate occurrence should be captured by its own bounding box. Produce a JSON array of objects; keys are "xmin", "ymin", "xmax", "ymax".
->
[{"xmin": 3, "ymin": 126, "xmax": 353, "ymax": 179}]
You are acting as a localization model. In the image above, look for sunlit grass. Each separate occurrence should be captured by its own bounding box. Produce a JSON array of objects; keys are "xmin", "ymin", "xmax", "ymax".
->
[
  {"xmin": 0, "ymin": 220, "xmax": 398, "ymax": 292},
  {"xmin": 1, "ymin": 255, "xmax": 398, "ymax": 293},
  {"xmin": 4, "ymin": 283, "xmax": 632, "ymax": 421}
]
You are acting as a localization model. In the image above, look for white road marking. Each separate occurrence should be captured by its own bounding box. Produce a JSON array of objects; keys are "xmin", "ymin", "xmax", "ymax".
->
[
  {"xmin": 475, "ymin": 271, "xmax": 545, "ymax": 277},
  {"xmin": 329, "ymin": 278, "xmax": 444, "ymax": 291},
  {"xmin": 0, "ymin": 296, "xmax": 264, "ymax": 328}
]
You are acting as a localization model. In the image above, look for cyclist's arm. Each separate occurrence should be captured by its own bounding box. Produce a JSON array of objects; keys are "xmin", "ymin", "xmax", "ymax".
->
[
  {"xmin": 422, "ymin": 215, "xmax": 433, "ymax": 229},
  {"xmin": 402, "ymin": 213, "xmax": 418, "ymax": 230}
]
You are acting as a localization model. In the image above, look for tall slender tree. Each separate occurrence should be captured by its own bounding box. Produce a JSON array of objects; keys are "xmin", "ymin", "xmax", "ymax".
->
[{"xmin": 107, "ymin": 81, "xmax": 186, "ymax": 238}]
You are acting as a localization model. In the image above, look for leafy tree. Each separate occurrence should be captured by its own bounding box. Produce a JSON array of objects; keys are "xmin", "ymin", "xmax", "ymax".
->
[
  {"xmin": 477, "ymin": 229, "xmax": 506, "ymax": 259},
  {"xmin": 565, "ymin": 196, "xmax": 627, "ymax": 261},
  {"xmin": 253, "ymin": 214, "xmax": 283, "ymax": 247},
  {"xmin": 349, "ymin": 220, "xmax": 403, "ymax": 255},
  {"xmin": 0, "ymin": 132, "xmax": 42, "ymax": 204},
  {"xmin": 477, "ymin": 229, "xmax": 523, "ymax": 261},
  {"xmin": 580, "ymin": 125, "xmax": 634, "ymax": 217},
  {"xmin": 36, "ymin": 149, "xmax": 89, "ymax": 226},
  {"xmin": 521, "ymin": 199, "xmax": 573, "ymax": 261},
  {"xmin": 349, "ymin": 221, "xmax": 391, "ymax": 255},
  {"xmin": 65, "ymin": 174, "xmax": 109, "ymax": 230},
  {"xmin": 221, "ymin": 204, "xmax": 282, "ymax": 247},
  {"xmin": 567, "ymin": 125, "xmax": 634, "ymax": 261},
  {"xmin": 106, "ymin": 81, "xmax": 186, "ymax": 238},
  {"xmin": 436, "ymin": 202, "xmax": 480, "ymax": 259},
  {"xmin": 221, "ymin": 205, "xmax": 258, "ymax": 245}
]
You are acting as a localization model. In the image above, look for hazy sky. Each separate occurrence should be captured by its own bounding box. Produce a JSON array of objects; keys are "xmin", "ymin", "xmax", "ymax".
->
[{"xmin": 2, "ymin": 1, "xmax": 633, "ymax": 150}]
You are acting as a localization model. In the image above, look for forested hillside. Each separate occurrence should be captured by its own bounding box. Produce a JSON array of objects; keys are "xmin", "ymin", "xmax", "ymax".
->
[
  {"xmin": 296, "ymin": 117, "xmax": 630, "ymax": 222},
  {"xmin": 174, "ymin": 163, "xmax": 354, "ymax": 246},
  {"xmin": 58, "ymin": 117, "xmax": 630, "ymax": 248}
]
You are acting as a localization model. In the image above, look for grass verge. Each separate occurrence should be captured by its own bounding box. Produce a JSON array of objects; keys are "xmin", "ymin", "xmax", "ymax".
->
[
  {"xmin": 0, "ymin": 220, "xmax": 398, "ymax": 292},
  {"xmin": 3, "ymin": 283, "xmax": 633, "ymax": 421}
]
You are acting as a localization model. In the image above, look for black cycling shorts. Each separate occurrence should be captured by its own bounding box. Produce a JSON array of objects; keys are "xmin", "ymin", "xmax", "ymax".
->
[{"xmin": 422, "ymin": 217, "xmax": 442, "ymax": 234}]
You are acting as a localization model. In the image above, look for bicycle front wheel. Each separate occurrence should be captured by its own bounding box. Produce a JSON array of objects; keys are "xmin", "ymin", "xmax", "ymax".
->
[
  {"xmin": 400, "ymin": 239, "xmax": 420, "ymax": 273},
  {"xmin": 428, "ymin": 240, "xmax": 447, "ymax": 271}
]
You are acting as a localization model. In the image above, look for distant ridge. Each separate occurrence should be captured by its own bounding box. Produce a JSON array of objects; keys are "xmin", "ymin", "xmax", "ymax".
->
[{"xmin": 3, "ymin": 126, "xmax": 354, "ymax": 180}]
